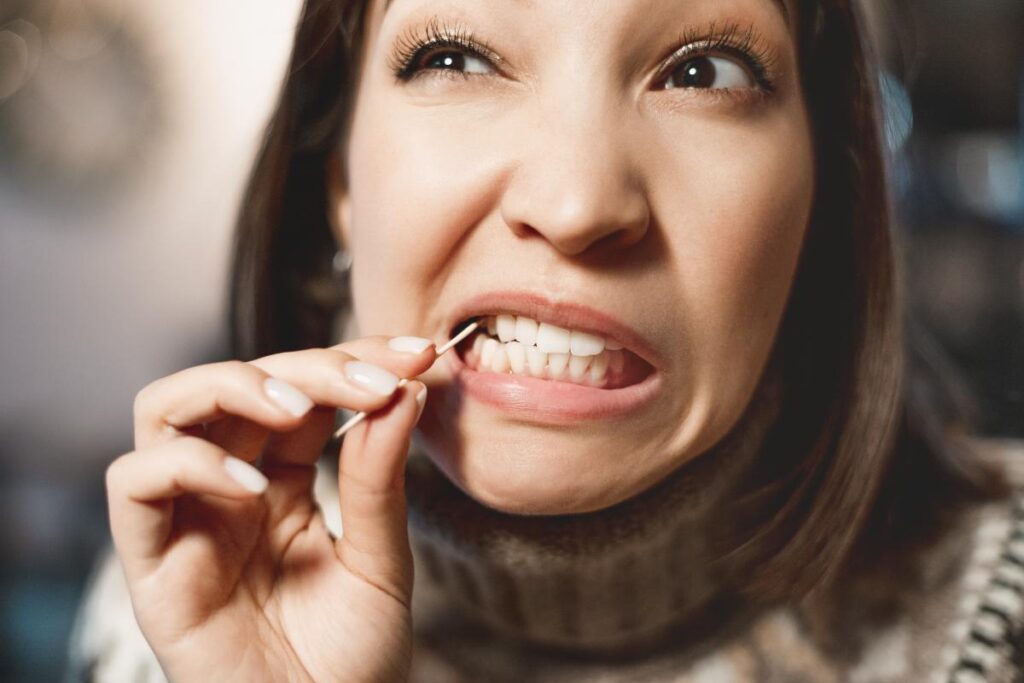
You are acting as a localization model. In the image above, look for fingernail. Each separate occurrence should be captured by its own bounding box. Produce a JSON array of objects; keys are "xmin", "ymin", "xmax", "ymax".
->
[
  {"xmin": 263, "ymin": 377, "xmax": 314, "ymax": 417},
  {"xmin": 223, "ymin": 457, "xmax": 268, "ymax": 494},
  {"xmin": 415, "ymin": 384, "xmax": 428, "ymax": 421},
  {"xmin": 387, "ymin": 336, "xmax": 434, "ymax": 354},
  {"xmin": 344, "ymin": 360, "xmax": 400, "ymax": 396}
]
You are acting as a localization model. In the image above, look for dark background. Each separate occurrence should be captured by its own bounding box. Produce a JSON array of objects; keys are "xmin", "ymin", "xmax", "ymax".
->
[{"xmin": 0, "ymin": 1, "xmax": 1021, "ymax": 680}]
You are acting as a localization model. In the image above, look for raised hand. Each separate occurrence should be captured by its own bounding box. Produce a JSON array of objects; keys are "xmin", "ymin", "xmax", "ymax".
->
[{"xmin": 106, "ymin": 336, "xmax": 437, "ymax": 682}]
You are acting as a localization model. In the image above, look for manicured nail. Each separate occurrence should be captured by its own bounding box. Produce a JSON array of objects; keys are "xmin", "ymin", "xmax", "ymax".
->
[
  {"xmin": 223, "ymin": 457, "xmax": 268, "ymax": 493},
  {"xmin": 415, "ymin": 384, "xmax": 428, "ymax": 421},
  {"xmin": 344, "ymin": 360, "xmax": 400, "ymax": 396},
  {"xmin": 263, "ymin": 377, "xmax": 314, "ymax": 417},
  {"xmin": 387, "ymin": 336, "xmax": 434, "ymax": 354}
]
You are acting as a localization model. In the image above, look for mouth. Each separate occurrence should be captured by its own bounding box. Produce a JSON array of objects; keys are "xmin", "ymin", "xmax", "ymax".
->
[
  {"xmin": 439, "ymin": 292, "xmax": 663, "ymax": 422},
  {"xmin": 449, "ymin": 313, "xmax": 656, "ymax": 390}
]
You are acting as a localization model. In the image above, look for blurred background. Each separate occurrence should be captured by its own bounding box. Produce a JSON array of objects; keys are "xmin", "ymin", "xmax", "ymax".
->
[{"xmin": 0, "ymin": 0, "xmax": 1020, "ymax": 680}]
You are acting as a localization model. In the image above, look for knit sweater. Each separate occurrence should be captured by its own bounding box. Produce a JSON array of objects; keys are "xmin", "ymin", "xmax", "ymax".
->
[
  {"xmin": 403, "ymin": 444, "xmax": 1024, "ymax": 683},
  {"xmin": 67, "ymin": 368, "xmax": 1024, "ymax": 682}
]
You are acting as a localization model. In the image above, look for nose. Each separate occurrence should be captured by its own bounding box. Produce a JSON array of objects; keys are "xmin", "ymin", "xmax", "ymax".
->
[{"xmin": 499, "ymin": 105, "xmax": 651, "ymax": 257}]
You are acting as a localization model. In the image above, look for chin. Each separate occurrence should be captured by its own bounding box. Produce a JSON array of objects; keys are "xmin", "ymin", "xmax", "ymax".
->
[
  {"xmin": 413, "ymin": 424, "xmax": 657, "ymax": 516},
  {"xmin": 462, "ymin": 458, "xmax": 613, "ymax": 516}
]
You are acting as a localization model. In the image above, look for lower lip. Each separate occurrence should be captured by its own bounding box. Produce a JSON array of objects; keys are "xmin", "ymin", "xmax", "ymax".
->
[{"xmin": 445, "ymin": 347, "xmax": 663, "ymax": 424}]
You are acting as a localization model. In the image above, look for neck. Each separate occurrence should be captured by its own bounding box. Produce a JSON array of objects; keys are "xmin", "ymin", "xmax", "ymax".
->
[{"xmin": 405, "ymin": 357, "xmax": 784, "ymax": 653}]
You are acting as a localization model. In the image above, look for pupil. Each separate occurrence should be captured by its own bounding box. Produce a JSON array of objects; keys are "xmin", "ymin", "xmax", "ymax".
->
[
  {"xmin": 676, "ymin": 57, "xmax": 716, "ymax": 88},
  {"xmin": 427, "ymin": 52, "xmax": 463, "ymax": 70}
]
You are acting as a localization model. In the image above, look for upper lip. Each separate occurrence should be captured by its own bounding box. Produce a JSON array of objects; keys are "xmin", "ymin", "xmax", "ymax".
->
[{"xmin": 445, "ymin": 290, "xmax": 662, "ymax": 370}]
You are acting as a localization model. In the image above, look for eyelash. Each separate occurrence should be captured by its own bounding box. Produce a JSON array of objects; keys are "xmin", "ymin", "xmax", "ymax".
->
[
  {"xmin": 387, "ymin": 17, "xmax": 779, "ymax": 94},
  {"xmin": 663, "ymin": 21, "xmax": 778, "ymax": 94},
  {"xmin": 388, "ymin": 17, "xmax": 494, "ymax": 83}
]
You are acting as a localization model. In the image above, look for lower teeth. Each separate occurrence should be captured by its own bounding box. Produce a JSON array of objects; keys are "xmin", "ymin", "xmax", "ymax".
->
[{"xmin": 465, "ymin": 333, "xmax": 619, "ymax": 386}]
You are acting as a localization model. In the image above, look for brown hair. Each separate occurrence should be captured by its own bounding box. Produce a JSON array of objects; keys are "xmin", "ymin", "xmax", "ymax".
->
[{"xmin": 229, "ymin": 0, "xmax": 1010, "ymax": 603}]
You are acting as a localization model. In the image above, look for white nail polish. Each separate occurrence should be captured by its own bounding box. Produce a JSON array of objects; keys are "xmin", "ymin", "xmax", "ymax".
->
[
  {"xmin": 388, "ymin": 336, "xmax": 434, "ymax": 354},
  {"xmin": 415, "ymin": 385, "xmax": 427, "ymax": 421},
  {"xmin": 223, "ymin": 457, "xmax": 268, "ymax": 493},
  {"xmin": 344, "ymin": 360, "xmax": 400, "ymax": 396},
  {"xmin": 263, "ymin": 377, "xmax": 314, "ymax": 417}
]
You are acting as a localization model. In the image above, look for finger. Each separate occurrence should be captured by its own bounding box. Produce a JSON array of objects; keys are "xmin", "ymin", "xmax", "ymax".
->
[
  {"xmin": 251, "ymin": 338, "xmax": 436, "ymax": 467},
  {"xmin": 335, "ymin": 380, "xmax": 426, "ymax": 607},
  {"xmin": 327, "ymin": 335, "xmax": 438, "ymax": 378},
  {"xmin": 206, "ymin": 416, "xmax": 271, "ymax": 463},
  {"xmin": 133, "ymin": 361, "xmax": 315, "ymax": 451},
  {"xmin": 261, "ymin": 406, "xmax": 337, "ymax": 468},
  {"xmin": 251, "ymin": 337, "xmax": 437, "ymax": 406},
  {"xmin": 106, "ymin": 436, "xmax": 268, "ymax": 577}
]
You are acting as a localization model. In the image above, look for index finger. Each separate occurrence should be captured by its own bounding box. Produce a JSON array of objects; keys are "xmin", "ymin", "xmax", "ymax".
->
[{"xmin": 252, "ymin": 336, "xmax": 438, "ymax": 467}]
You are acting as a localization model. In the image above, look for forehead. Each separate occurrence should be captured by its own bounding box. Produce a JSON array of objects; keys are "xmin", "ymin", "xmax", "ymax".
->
[{"xmin": 381, "ymin": 0, "xmax": 792, "ymax": 27}]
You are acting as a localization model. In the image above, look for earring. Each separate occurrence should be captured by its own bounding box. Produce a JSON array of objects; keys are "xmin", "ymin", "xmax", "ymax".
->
[
  {"xmin": 332, "ymin": 248, "xmax": 353, "ymax": 278},
  {"xmin": 331, "ymin": 248, "xmax": 353, "ymax": 311},
  {"xmin": 330, "ymin": 248, "xmax": 354, "ymax": 344}
]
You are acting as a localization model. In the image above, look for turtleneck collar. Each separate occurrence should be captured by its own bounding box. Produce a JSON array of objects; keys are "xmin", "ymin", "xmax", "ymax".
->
[{"xmin": 404, "ymin": 353, "xmax": 785, "ymax": 654}]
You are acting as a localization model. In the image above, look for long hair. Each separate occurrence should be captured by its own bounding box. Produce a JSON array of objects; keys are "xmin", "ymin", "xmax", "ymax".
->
[{"xmin": 228, "ymin": 0, "xmax": 1010, "ymax": 602}]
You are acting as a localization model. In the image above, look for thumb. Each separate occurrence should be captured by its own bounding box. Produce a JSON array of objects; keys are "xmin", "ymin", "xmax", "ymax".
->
[{"xmin": 335, "ymin": 380, "xmax": 426, "ymax": 607}]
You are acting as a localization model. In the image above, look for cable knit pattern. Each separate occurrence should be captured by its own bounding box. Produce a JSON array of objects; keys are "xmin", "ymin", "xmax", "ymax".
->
[{"xmin": 404, "ymin": 439, "xmax": 1024, "ymax": 683}]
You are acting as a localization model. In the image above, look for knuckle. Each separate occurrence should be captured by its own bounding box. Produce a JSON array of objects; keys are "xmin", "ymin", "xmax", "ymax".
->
[
  {"xmin": 203, "ymin": 360, "xmax": 266, "ymax": 397},
  {"xmin": 248, "ymin": 350, "xmax": 307, "ymax": 375},
  {"xmin": 322, "ymin": 348, "xmax": 357, "ymax": 372},
  {"xmin": 310, "ymin": 346, "xmax": 356, "ymax": 365},
  {"xmin": 132, "ymin": 383, "xmax": 159, "ymax": 422},
  {"xmin": 105, "ymin": 453, "xmax": 131, "ymax": 492},
  {"xmin": 176, "ymin": 434, "xmax": 218, "ymax": 459},
  {"xmin": 219, "ymin": 359, "xmax": 258, "ymax": 378}
]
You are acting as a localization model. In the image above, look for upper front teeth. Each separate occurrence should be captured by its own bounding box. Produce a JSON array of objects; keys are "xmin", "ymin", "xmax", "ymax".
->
[{"xmin": 486, "ymin": 314, "xmax": 614, "ymax": 356}]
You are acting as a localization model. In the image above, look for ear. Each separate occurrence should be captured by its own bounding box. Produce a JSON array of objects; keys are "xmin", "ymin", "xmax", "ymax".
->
[{"xmin": 326, "ymin": 152, "xmax": 352, "ymax": 249}]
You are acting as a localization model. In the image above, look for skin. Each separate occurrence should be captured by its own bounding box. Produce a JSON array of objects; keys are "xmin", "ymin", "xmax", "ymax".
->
[
  {"xmin": 336, "ymin": 0, "xmax": 815, "ymax": 514},
  {"xmin": 107, "ymin": 1, "xmax": 814, "ymax": 679}
]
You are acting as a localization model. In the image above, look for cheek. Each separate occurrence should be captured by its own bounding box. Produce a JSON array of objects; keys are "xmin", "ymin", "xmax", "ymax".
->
[
  {"xmin": 659, "ymin": 118, "xmax": 813, "ymax": 389},
  {"xmin": 348, "ymin": 103, "xmax": 500, "ymax": 269},
  {"xmin": 345, "ymin": 101, "xmax": 505, "ymax": 329}
]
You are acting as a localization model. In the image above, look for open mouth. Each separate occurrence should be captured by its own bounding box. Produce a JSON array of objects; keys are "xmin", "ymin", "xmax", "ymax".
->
[{"xmin": 451, "ymin": 314, "xmax": 656, "ymax": 390}]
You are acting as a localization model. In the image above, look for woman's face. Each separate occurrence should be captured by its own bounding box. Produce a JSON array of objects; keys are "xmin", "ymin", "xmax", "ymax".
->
[{"xmin": 333, "ymin": 0, "xmax": 814, "ymax": 514}]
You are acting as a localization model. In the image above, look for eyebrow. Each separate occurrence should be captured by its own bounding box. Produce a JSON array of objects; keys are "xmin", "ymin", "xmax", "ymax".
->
[{"xmin": 383, "ymin": 0, "xmax": 790, "ymax": 26}]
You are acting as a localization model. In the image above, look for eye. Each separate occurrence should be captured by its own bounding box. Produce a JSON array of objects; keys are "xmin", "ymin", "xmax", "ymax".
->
[
  {"xmin": 412, "ymin": 47, "xmax": 493, "ymax": 78},
  {"xmin": 662, "ymin": 55, "xmax": 755, "ymax": 90}
]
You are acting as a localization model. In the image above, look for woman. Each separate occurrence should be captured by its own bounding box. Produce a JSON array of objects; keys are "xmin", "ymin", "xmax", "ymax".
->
[{"xmin": 70, "ymin": 0, "xmax": 1023, "ymax": 680}]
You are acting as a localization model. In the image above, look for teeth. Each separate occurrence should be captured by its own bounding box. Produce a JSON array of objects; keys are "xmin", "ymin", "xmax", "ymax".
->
[
  {"xmin": 490, "ymin": 343, "xmax": 510, "ymax": 372},
  {"xmin": 467, "ymin": 333, "xmax": 619, "ymax": 386},
  {"xmin": 568, "ymin": 354, "xmax": 591, "ymax": 380},
  {"xmin": 496, "ymin": 314, "xmax": 516, "ymax": 342},
  {"xmin": 535, "ymin": 323, "xmax": 571, "ymax": 354},
  {"xmin": 505, "ymin": 341, "xmax": 526, "ymax": 373},
  {"xmin": 463, "ymin": 313, "xmax": 633, "ymax": 385},
  {"xmin": 514, "ymin": 316, "xmax": 539, "ymax": 346},
  {"xmin": 588, "ymin": 352, "xmax": 609, "ymax": 384},
  {"xmin": 481, "ymin": 337, "xmax": 499, "ymax": 367},
  {"xmin": 547, "ymin": 352, "xmax": 569, "ymax": 378},
  {"xmin": 467, "ymin": 314, "xmax": 622, "ymax": 359},
  {"xmin": 569, "ymin": 330, "xmax": 604, "ymax": 357},
  {"xmin": 471, "ymin": 333, "xmax": 486, "ymax": 361},
  {"xmin": 526, "ymin": 346, "xmax": 547, "ymax": 376}
]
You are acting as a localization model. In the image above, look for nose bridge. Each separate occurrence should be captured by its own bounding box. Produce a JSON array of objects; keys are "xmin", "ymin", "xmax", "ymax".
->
[{"xmin": 500, "ymin": 79, "xmax": 650, "ymax": 256}]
